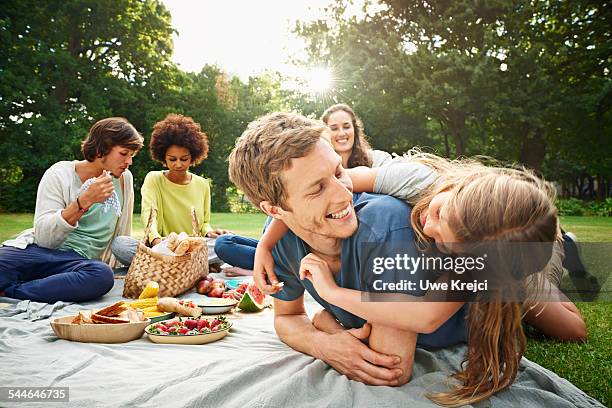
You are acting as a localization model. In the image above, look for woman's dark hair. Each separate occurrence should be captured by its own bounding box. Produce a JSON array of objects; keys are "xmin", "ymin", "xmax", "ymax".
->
[
  {"xmin": 321, "ymin": 103, "xmax": 372, "ymax": 168},
  {"xmin": 149, "ymin": 113, "xmax": 209, "ymax": 165},
  {"xmin": 81, "ymin": 117, "xmax": 143, "ymax": 161}
]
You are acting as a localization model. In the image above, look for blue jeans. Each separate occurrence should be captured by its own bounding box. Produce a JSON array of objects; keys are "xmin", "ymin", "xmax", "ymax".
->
[
  {"xmin": 0, "ymin": 244, "xmax": 114, "ymax": 303},
  {"xmin": 214, "ymin": 235, "xmax": 258, "ymax": 270}
]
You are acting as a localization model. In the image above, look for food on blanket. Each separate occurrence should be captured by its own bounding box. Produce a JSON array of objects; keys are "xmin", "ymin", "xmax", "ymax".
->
[
  {"xmin": 166, "ymin": 232, "xmax": 179, "ymax": 251},
  {"xmin": 237, "ymin": 283, "xmax": 266, "ymax": 312},
  {"xmin": 196, "ymin": 279, "xmax": 212, "ymax": 295},
  {"xmin": 146, "ymin": 316, "xmax": 230, "ymax": 336},
  {"xmin": 157, "ymin": 297, "xmax": 202, "ymax": 317},
  {"xmin": 211, "ymin": 279, "xmax": 225, "ymax": 290},
  {"xmin": 184, "ymin": 236, "xmax": 206, "ymax": 251},
  {"xmin": 122, "ymin": 297, "xmax": 165, "ymax": 317},
  {"xmin": 70, "ymin": 301, "xmax": 146, "ymax": 325},
  {"xmin": 223, "ymin": 290, "xmax": 243, "ymax": 301},
  {"xmin": 92, "ymin": 314, "xmax": 130, "ymax": 324},
  {"xmin": 95, "ymin": 301, "xmax": 126, "ymax": 317},
  {"xmin": 174, "ymin": 238, "xmax": 190, "ymax": 256},
  {"xmin": 208, "ymin": 287, "xmax": 225, "ymax": 298},
  {"xmin": 236, "ymin": 282, "xmax": 249, "ymax": 295},
  {"xmin": 138, "ymin": 281, "xmax": 159, "ymax": 299},
  {"xmin": 71, "ymin": 310, "xmax": 94, "ymax": 324},
  {"xmin": 140, "ymin": 305, "xmax": 165, "ymax": 318},
  {"xmin": 123, "ymin": 297, "xmax": 158, "ymax": 309}
]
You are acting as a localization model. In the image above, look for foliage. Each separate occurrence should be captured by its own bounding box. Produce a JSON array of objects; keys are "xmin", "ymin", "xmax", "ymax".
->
[
  {"xmin": 588, "ymin": 198, "xmax": 612, "ymax": 217},
  {"xmin": 294, "ymin": 0, "xmax": 611, "ymax": 193},
  {"xmin": 0, "ymin": 1, "xmax": 299, "ymax": 212},
  {"xmin": 1, "ymin": 0, "xmax": 609, "ymax": 212},
  {"xmin": 557, "ymin": 198, "xmax": 612, "ymax": 217},
  {"xmin": 557, "ymin": 198, "xmax": 587, "ymax": 216}
]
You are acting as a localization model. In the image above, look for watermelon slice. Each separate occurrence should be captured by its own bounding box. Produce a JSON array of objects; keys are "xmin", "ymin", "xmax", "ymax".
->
[{"xmin": 237, "ymin": 283, "xmax": 266, "ymax": 312}]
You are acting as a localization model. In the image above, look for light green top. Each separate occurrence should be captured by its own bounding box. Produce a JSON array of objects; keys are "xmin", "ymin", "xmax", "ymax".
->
[
  {"xmin": 60, "ymin": 176, "xmax": 122, "ymax": 259},
  {"xmin": 141, "ymin": 171, "xmax": 213, "ymax": 243}
]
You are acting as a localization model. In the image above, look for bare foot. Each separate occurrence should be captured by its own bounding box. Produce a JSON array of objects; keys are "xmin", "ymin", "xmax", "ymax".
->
[{"xmin": 222, "ymin": 266, "xmax": 254, "ymax": 277}]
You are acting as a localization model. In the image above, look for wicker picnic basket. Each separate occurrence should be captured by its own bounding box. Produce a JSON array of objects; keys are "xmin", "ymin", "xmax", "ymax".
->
[{"xmin": 123, "ymin": 208, "xmax": 208, "ymax": 299}]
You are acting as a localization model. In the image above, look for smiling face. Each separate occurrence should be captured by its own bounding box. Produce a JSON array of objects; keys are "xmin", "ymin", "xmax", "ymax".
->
[
  {"xmin": 275, "ymin": 139, "xmax": 358, "ymax": 241},
  {"xmin": 164, "ymin": 145, "xmax": 192, "ymax": 173},
  {"xmin": 100, "ymin": 145, "xmax": 136, "ymax": 177},
  {"xmin": 326, "ymin": 110, "xmax": 355, "ymax": 154},
  {"xmin": 419, "ymin": 191, "xmax": 459, "ymax": 253}
]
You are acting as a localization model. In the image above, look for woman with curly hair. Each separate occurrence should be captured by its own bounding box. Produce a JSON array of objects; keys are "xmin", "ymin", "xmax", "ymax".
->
[{"xmin": 112, "ymin": 113, "xmax": 230, "ymax": 266}]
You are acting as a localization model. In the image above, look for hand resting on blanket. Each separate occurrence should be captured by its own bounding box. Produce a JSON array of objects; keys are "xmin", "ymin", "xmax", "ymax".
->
[
  {"xmin": 313, "ymin": 308, "xmax": 414, "ymax": 385},
  {"xmin": 274, "ymin": 296, "xmax": 406, "ymax": 387}
]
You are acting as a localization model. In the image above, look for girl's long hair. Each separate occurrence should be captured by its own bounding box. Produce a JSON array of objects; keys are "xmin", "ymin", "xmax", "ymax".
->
[
  {"xmin": 402, "ymin": 150, "xmax": 559, "ymax": 407},
  {"xmin": 321, "ymin": 103, "xmax": 373, "ymax": 168}
]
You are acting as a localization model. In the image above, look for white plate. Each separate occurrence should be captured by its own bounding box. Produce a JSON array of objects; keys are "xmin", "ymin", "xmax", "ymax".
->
[{"xmin": 198, "ymin": 298, "xmax": 238, "ymax": 314}]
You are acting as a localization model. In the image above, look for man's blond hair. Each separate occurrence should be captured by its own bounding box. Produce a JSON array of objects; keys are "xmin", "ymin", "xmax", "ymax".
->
[{"xmin": 229, "ymin": 112, "xmax": 326, "ymax": 208}]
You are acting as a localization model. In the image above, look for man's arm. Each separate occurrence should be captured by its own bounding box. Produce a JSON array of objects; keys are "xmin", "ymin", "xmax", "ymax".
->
[
  {"xmin": 273, "ymin": 296, "xmax": 404, "ymax": 386},
  {"xmin": 369, "ymin": 323, "xmax": 417, "ymax": 385},
  {"xmin": 34, "ymin": 167, "xmax": 79, "ymax": 248}
]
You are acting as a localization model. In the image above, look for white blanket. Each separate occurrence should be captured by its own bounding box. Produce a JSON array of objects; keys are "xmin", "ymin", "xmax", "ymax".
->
[{"xmin": 0, "ymin": 279, "xmax": 603, "ymax": 408}]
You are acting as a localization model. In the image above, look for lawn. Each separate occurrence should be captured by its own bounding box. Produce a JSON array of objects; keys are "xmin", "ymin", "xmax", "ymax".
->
[{"xmin": 0, "ymin": 213, "xmax": 610, "ymax": 405}]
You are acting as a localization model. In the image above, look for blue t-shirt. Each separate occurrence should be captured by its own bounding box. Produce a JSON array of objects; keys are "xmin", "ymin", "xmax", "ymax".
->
[{"xmin": 270, "ymin": 192, "xmax": 467, "ymax": 348}]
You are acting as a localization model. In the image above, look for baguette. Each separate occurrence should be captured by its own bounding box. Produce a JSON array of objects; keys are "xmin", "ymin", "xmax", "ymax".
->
[
  {"xmin": 157, "ymin": 297, "xmax": 202, "ymax": 317},
  {"xmin": 185, "ymin": 237, "xmax": 206, "ymax": 252},
  {"xmin": 166, "ymin": 232, "xmax": 179, "ymax": 251},
  {"xmin": 174, "ymin": 239, "xmax": 190, "ymax": 256}
]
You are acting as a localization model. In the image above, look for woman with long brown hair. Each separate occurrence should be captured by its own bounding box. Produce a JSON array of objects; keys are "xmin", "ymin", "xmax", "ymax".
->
[{"xmin": 321, "ymin": 103, "xmax": 392, "ymax": 168}]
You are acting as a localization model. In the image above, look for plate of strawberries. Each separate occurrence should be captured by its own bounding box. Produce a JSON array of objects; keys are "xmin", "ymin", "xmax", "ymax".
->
[{"xmin": 145, "ymin": 316, "xmax": 232, "ymax": 345}]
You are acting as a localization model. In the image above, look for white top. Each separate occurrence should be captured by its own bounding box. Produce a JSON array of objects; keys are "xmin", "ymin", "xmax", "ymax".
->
[
  {"xmin": 373, "ymin": 160, "xmax": 437, "ymax": 203},
  {"xmin": 369, "ymin": 149, "xmax": 394, "ymax": 167}
]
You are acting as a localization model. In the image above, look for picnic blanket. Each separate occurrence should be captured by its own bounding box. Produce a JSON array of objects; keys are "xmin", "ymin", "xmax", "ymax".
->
[{"xmin": 0, "ymin": 278, "xmax": 603, "ymax": 408}]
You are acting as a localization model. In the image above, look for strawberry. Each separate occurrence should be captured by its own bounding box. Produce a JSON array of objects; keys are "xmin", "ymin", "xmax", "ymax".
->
[
  {"xmin": 184, "ymin": 319, "xmax": 197, "ymax": 330},
  {"xmin": 196, "ymin": 319, "xmax": 206, "ymax": 331},
  {"xmin": 178, "ymin": 327, "xmax": 189, "ymax": 335}
]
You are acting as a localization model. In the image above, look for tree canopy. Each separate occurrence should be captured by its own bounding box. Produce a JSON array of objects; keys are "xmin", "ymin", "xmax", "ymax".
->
[{"xmin": 0, "ymin": 0, "xmax": 609, "ymax": 212}]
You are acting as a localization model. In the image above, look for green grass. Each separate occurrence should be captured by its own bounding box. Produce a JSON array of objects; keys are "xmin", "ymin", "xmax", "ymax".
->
[{"xmin": 1, "ymin": 213, "xmax": 610, "ymax": 404}]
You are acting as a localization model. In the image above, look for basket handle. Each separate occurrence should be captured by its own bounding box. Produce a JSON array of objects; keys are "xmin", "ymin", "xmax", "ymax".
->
[
  {"xmin": 143, "ymin": 209, "xmax": 156, "ymax": 244},
  {"xmin": 191, "ymin": 206, "xmax": 201, "ymax": 237}
]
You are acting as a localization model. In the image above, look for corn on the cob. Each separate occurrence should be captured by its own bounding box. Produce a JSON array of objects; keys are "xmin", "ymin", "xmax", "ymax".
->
[
  {"xmin": 138, "ymin": 281, "xmax": 159, "ymax": 299},
  {"xmin": 144, "ymin": 311, "xmax": 164, "ymax": 317},
  {"xmin": 123, "ymin": 297, "xmax": 158, "ymax": 309}
]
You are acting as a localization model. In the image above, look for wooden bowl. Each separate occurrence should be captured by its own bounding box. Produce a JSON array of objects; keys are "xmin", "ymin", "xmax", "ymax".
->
[{"xmin": 51, "ymin": 315, "xmax": 150, "ymax": 344}]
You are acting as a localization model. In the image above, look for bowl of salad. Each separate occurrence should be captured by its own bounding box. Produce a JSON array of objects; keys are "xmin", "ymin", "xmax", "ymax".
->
[{"xmin": 145, "ymin": 316, "xmax": 232, "ymax": 345}]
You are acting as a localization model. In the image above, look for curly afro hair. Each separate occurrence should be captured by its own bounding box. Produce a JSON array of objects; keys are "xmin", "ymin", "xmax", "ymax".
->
[{"xmin": 149, "ymin": 113, "xmax": 209, "ymax": 165}]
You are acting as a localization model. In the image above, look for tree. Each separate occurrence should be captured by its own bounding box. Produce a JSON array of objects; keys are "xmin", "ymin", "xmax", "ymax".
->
[
  {"xmin": 0, "ymin": 0, "xmax": 175, "ymax": 211},
  {"xmin": 294, "ymin": 0, "xmax": 610, "ymax": 196}
]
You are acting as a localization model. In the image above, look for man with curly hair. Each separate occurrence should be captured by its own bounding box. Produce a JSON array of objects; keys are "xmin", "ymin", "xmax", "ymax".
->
[{"xmin": 112, "ymin": 113, "xmax": 231, "ymax": 266}]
